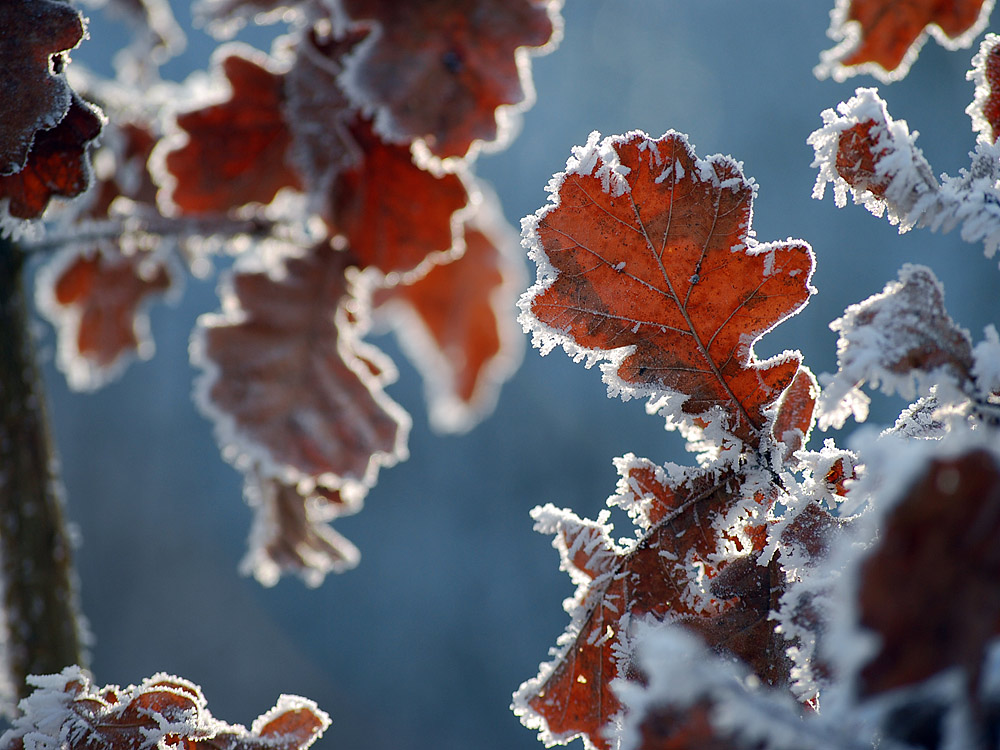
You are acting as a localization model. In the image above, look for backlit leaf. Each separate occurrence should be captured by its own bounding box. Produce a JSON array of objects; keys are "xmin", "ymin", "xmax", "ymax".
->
[
  {"xmin": 770, "ymin": 366, "xmax": 819, "ymax": 459},
  {"xmin": 193, "ymin": 239, "xmax": 409, "ymax": 498},
  {"xmin": 520, "ymin": 130, "xmax": 814, "ymax": 448},
  {"xmin": 36, "ymin": 245, "xmax": 173, "ymax": 391},
  {"xmin": 816, "ymin": 0, "xmax": 992, "ymax": 82},
  {"xmin": 1, "ymin": 667, "xmax": 329, "ymax": 750},
  {"xmin": 159, "ymin": 46, "xmax": 301, "ymax": 215},
  {"xmin": 968, "ymin": 32, "xmax": 1000, "ymax": 144},
  {"xmin": 0, "ymin": 94, "xmax": 103, "ymax": 223},
  {"xmin": 329, "ymin": 118, "xmax": 469, "ymax": 279},
  {"xmin": 0, "ymin": 0, "xmax": 85, "ymax": 175},
  {"xmin": 335, "ymin": 0, "xmax": 562, "ymax": 160},
  {"xmin": 373, "ymin": 192, "xmax": 524, "ymax": 432}
]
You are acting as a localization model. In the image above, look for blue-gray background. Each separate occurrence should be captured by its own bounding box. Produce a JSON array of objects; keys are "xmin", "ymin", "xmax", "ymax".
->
[{"xmin": 41, "ymin": 3, "xmax": 997, "ymax": 749}]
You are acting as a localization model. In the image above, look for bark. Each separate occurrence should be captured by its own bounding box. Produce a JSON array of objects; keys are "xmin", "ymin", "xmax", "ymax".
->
[{"xmin": 0, "ymin": 238, "xmax": 84, "ymax": 704}]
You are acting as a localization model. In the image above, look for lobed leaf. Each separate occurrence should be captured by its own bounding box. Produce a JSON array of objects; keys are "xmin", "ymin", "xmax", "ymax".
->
[
  {"xmin": 817, "ymin": 264, "xmax": 975, "ymax": 430},
  {"xmin": 816, "ymin": 0, "xmax": 993, "ymax": 82},
  {"xmin": 514, "ymin": 461, "xmax": 782, "ymax": 750},
  {"xmin": 520, "ymin": 130, "xmax": 814, "ymax": 448},
  {"xmin": 334, "ymin": 0, "xmax": 562, "ymax": 161},
  {"xmin": 192, "ymin": 239, "xmax": 409, "ymax": 499},
  {"xmin": 159, "ymin": 46, "xmax": 301, "ymax": 216},
  {"xmin": 0, "ymin": 94, "xmax": 103, "ymax": 225},
  {"xmin": 36, "ymin": 245, "xmax": 174, "ymax": 392},
  {"xmin": 0, "ymin": 667, "xmax": 329, "ymax": 750},
  {"xmin": 0, "ymin": 0, "xmax": 86, "ymax": 175},
  {"xmin": 373, "ymin": 191, "xmax": 525, "ymax": 432}
]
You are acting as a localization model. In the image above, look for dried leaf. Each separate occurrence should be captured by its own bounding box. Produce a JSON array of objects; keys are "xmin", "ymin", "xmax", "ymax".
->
[
  {"xmin": 242, "ymin": 471, "xmax": 360, "ymax": 587},
  {"xmin": 514, "ymin": 462, "xmax": 781, "ymax": 750},
  {"xmin": 520, "ymin": 130, "xmax": 814, "ymax": 447},
  {"xmin": 36, "ymin": 245, "xmax": 173, "ymax": 391},
  {"xmin": 855, "ymin": 448, "xmax": 1000, "ymax": 696},
  {"xmin": 816, "ymin": 0, "xmax": 992, "ymax": 82},
  {"xmin": 817, "ymin": 264, "xmax": 974, "ymax": 430},
  {"xmin": 1, "ymin": 667, "xmax": 329, "ymax": 750},
  {"xmin": 329, "ymin": 118, "xmax": 469, "ymax": 279},
  {"xmin": 0, "ymin": 0, "xmax": 85, "ymax": 175},
  {"xmin": 336, "ymin": 0, "xmax": 562, "ymax": 160},
  {"xmin": 771, "ymin": 366, "xmax": 819, "ymax": 459},
  {"xmin": 193, "ymin": 239, "xmax": 409, "ymax": 497},
  {"xmin": 373, "ymin": 193, "xmax": 524, "ymax": 432},
  {"xmin": 160, "ymin": 46, "xmax": 301, "ymax": 215},
  {"xmin": 0, "ymin": 94, "xmax": 102, "ymax": 222},
  {"xmin": 968, "ymin": 32, "xmax": 1000, "ymax": 144}
]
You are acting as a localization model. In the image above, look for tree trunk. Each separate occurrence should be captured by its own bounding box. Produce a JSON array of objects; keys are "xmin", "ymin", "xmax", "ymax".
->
[{"xmin": 0, "ymin": 238, "xmax": 84, "ymax": 705}]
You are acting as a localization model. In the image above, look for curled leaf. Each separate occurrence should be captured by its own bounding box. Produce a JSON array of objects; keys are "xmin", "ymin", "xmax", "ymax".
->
[
  {"xmin": 193, "ymin": 239, "xmax": 409, "ymax": 497},
  {"xmin": 0, "ymin": 0, "xmax": 85, "ymax": 175}
]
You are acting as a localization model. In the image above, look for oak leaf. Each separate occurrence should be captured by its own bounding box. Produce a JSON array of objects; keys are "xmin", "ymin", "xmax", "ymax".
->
[
  {"xmin": 373, "ymin": 194, "xmax": 524, "ymax": 432},
  {"xmin": 0, "ymin": 667, "xmax": 329, "ymax": 750},
  {"xmin": 36, "ymin": 245, "xmax": 173, "ymax": 391},
  {"xmin": 159, "ymin": 46, "xmax": 301, "ymax": 215},
  {"xmin": 335, "ymin": 0, "xmax": 562, "ymax": 160},
  {"xmin": 770, "ymin": 366, "xmax": 819, "ymax": 459},
  {"xmin": 816, "ymin": 0, "xmax": 992, "ymax": 82},
  {"xmin": 520, "ymin": 130, "xmax": 814, "ymax": 448},
  {"xmin": 853, "ymin": 447, "xmax": 1000, "ymax": 696},
  {"xmin": 242, "ymin": 471, "xmax": 361, "ymax": 587},
  {"xmin": 0, "ymin": 0, "xmax": 85, "ymax": 175},
  {"xmin": 0, "ymin": 94, "xmax": 103, "ymax": 223},
  {"xmin": 514, "ymin": 460, "xmax": 782, "ymax": 750},
  {"xmin": 193, "ymin": 239, "xmax": 409, "ymax": 498},
  {"xmin": 329, "ymin": 118, "xmax": 469, "ymax": 279},
  {"xmin": 968, "ymin": 33, "xmax": 1000, "ymax": 144}
]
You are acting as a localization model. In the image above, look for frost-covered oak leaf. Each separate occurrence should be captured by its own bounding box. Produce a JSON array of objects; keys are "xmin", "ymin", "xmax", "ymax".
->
[
  {"xmin": 0, "ymin": 667, "xmax": 329, "ymax": 750},
  {"xmin": 816, "ymin": 0, "xmax": 993, "ymax": 82},
  {"xmin": 335, "ymin": 0, "xmax": 562, "ymax": 160},
  {"xmin": 160, "ymin": 46, "xmax": 301, "ymax": 215},
  {"xmin": 36, "ymin": 245, "xmax": 173, "ymax": 392},
  {"xmin": 521, "ymin": 131, "xmax": 815, "ymax": 448},
  {"xmin": 770, "ymin": 366, "xmax": 819, "ymax": 459},
  {"xmin": 242, "ymin": 472, "xmax": 360, "ymax": 588},
  {"xmin": 330, "ymin": 119, "xmax": 468, "ymax": 279},
  {"xmin": 0, "ymin": 94, "xmax": 102, "ymax": 222},
  {"xmin": 193, "ymin": 239, "xmax": 409, "ymax": 498},
  {"xmin": 968, "ymin": 33, "xmax": 1000, "ymax": 144},
  {"xmin": 817, "ymin": 264, "xmax": 974, "ymax": 430},
  {"xmin": 374, "ymin": 195, "xmax": 524, "ymax": 433},
  {"xmin": 852, "ymin": 447, "xmax": 1000, "ymax": 696},
  {"xmin": 0, "ymin": 0, "xmax": 85, "ymax": 175},
  {"xmin": 515, "ymin": 462, "xmax": 784, "ymax": 750}
]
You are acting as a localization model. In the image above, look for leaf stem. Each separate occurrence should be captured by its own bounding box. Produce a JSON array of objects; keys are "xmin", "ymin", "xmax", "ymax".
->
[{"xmin": 0, "ymin": 238, "xmax": 86, "ymax": 705}]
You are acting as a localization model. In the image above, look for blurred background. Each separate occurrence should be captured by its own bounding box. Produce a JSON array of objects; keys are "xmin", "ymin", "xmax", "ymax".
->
[{"xmin": 33, "ymin": 2, "xmax": 998, "ymax": 749}]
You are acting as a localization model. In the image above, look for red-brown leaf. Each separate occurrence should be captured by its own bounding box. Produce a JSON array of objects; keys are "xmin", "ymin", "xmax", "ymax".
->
[
  {"xmin": 194, "ymin": 240, "xmax": 408, "ymax": 495},
  {"xmin": 37, "ymin": 246, "xmax": 172, "ymax": 390},
  {"xmin": 0, "ymin": 95, "xmax": 102, "ymax": 220},
  {"xmin": 820, "ymin": 0, "xmax": 991, "ymax": 80},
  {"xmin": 2, "ymin": 668, "xmax": 329, "ymax": 750},
  {"xmin": 516, "ymin": 464, "xmax": 782, "ymax": 750},
  {"xmin": 243, "ymin": 472, "xmax": 361, "ymax": 587},
  {"xmin": 373, "ymin": 200, "xmax": 523, "ymax": 432},
  {"xmin": 337, "ymin": 0, "xmax": 560, "ymax": 159},
  {"xmin": 855, "ymin": 448, "xmax": 1000, "ymax": 696},
  {"xmin": 329, "ymin": 119, "xmax": 469, "ymax": 278},
  {"xmin": 835, "ymin": 120, "xmax": 892, "ymax": 200},
  {"xmin": 771, "ymin": 366, "xmax": 818, "ymax": 459},
  {"xmin": 522, "ymin": 131, "xmax": 814, "ymax": 447},
  {"xmin": 0, "ymin": 0, "xmax": 85, "ymax": 175},
  {"xmin": 161, "ymin": 47, "xmax": 301, "ymax": 215},
  {"xmin": 969, "ymin": 33, "xmax": 1000, "ymax": 144}
]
